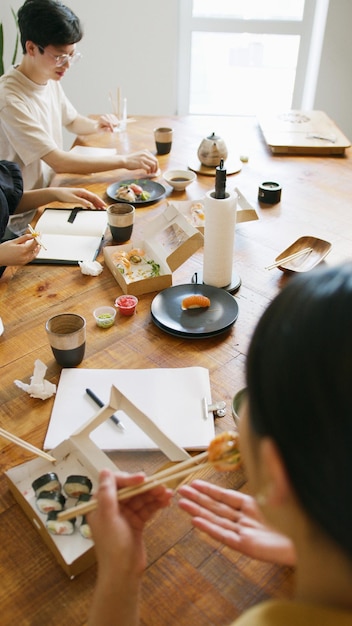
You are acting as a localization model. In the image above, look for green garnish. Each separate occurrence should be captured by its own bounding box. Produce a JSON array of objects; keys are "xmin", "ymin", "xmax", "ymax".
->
[{"xmin": 147, "ymin": 260, "xmax": 161, "ymax": 277}]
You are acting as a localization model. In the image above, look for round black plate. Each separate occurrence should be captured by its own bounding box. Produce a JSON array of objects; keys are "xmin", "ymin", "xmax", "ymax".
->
[
  {"xmin": 151, "ymin": 284, "xmax": 239, "ymax": 338},
  {"xmin": 106, "ymin": 179, "xmax": 166, "ymax": 206}
]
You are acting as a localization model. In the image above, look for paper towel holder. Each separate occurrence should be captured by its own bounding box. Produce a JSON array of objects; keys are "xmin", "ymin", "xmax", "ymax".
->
[{"xmin": 191, "ymin": 270, "xmax": 241, "ymax": 294}]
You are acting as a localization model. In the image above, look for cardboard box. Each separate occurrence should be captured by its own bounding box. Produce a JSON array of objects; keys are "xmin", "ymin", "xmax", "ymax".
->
[
  {"xmin": 169, "ymin": 187, "xmax": 259, "ymax": 235},
  {"xmin": 5, "ymin": 385, "xmax": 189, "ymax": 578},
  {"xmin": 104, "ymin": 203, "xmax": 204, "ymax": 295}
]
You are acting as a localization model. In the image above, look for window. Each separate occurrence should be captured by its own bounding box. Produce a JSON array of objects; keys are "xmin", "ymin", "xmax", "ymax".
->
[{"xmin": 178, "ymin": 0, "xmax": 329, "ymax": 116}]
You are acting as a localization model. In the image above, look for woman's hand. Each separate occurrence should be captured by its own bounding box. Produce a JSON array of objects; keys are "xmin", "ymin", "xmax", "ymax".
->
[
  {"xmin": 88, "ymin": 469, "xmax": 173, "ymax": 577},
  {"xmin": 87, "ymin": 469, "xmax": 172, "ymax": 626},
  {"xmin": 97, "ymin": 114, "xmax": 119, "ymax": 132},
  {"xmin": 50, "ymin": 187, "xmax": 106, "ymax": 209},
  {"xmin": 122, "ymin": 150, "xmax": 159, "ymax": 175},
  {"xmin": 0, "ymin": 234, "xmax": 40, "ymax": 267},
  {"xmin": 178, "ymin": 479, "xmax": 296, "ymax": 566}
]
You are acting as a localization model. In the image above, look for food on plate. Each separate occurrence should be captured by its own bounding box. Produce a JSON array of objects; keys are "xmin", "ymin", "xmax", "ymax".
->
[
  {"xmin": 115, "ymin": 182, "xmax": 151, "ymax": 202},
  {"xmin": 32, "ymin": 472, "xmax": 61, "ymax": 497},
  {"xmin": 181, "ymin": 294, "xmax": 211, "ymax": 310},
  {"xmin": 36, "ymin": 490, "xmax": 66, "ymax": 514},
  {"xmin": 111, "ymin": 248, "xmax": 161, "ymax": 281},
  {"xmin": 46, "ymin": 510, "xmax": 76, "ymax": 535},
  {"xmin": 116, "ymin": 185, "xmax": 136, "ymax": 202},
  {"xmin": 208, "ymin": 431, "xmax": 241, "ymax": 471},
  {"xmin": 63, "ymin": 475, "xmax": 93, "ymax": 498}
]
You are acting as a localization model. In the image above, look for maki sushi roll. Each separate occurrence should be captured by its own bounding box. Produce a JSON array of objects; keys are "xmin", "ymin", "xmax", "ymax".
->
[
  {"xmin": 46, "ymin": 510, "xmax": 76, "ymax": 535},
  {"xmin": 77, "ymin": 493, "xmax": 92, "ymax": 539},
  {"xmin": 32, "ymin": 472, "xmax": 61, "ymax": 497},
  {"xmin": 36, "ymin": 490, "xmax": 66, "ymax": 514},
  {"xmin": 80, "ymin": 515, "xmax": 92, "ymax": 540},
  {"xmin": 63, "ymin": 475, "xmax": 92, "ymax": 498}
]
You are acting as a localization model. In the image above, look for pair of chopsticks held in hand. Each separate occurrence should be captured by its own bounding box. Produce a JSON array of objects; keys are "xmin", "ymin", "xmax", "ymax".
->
[
  {"xmin": 27, "ymin": 224, "xmax": 47, "ymax": 251},
  {"xmin": 58, "ymin": 451, "xmax": 211, "ymax": 522}
]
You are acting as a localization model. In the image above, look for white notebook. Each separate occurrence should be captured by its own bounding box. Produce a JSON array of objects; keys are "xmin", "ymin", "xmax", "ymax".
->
[
  {"xmin": 44, "ymin": 367, "xmax": 215, "ymax": 452},
  {"xmin": 32, "ymin": 208, "xmax": 107, "ymax": 265}
]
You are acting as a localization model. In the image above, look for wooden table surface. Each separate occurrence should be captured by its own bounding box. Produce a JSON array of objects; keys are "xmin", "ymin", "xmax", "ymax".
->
[{"xmin": 1, "ymin": 115, "xmax": 351, "ymax": 625}]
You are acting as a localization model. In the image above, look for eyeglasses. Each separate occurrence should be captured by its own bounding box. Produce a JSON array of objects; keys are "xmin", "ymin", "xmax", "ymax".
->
[{"xmin": 37, "ymin": 45, "xmax": 82, "ymax": 68}]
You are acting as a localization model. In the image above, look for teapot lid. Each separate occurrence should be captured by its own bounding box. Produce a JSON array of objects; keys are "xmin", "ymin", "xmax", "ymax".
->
[{"xmin": 206, "ymin": 132, "xmax": 221, "ymax": 141}]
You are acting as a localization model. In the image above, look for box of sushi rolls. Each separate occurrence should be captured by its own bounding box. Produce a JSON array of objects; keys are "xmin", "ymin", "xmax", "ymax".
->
[
  {"xmin": 104, "ymin": 203, "xmax": 204, "ymax": 296},
  {"xmin": 5, "ymin": 384, "xmax": 189, "ymax": 577},
  {"xmin": 5, "ymin": 433, "xmax": 117, "ymax": 578}
]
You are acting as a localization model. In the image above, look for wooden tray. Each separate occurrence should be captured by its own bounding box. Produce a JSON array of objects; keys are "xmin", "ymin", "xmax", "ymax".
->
[{"xmin": 275, "ymin": 236, "xmax": 332, "ymax": 272}]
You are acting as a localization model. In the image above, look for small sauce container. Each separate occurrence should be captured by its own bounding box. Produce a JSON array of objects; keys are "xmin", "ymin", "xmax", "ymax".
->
[
  {"xmin": 93, "ymin": 306, "xmax": 116, "ymax": 328},
  {"xmin": 115, "ymin": 295, "xmax": 138, "ymax": 316}
]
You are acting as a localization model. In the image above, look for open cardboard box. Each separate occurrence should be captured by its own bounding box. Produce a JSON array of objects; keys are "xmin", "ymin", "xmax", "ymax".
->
[
  {"xmin": 169, "ymin": 187, "xmax": 259, "ymax": 235},
  {"xmin": 103, "ymin": 203, "xmax": 204, "ymax": 296},
  {"xmin": 6, "ymin": 385, "xmax": 190, "ymax": 578}
]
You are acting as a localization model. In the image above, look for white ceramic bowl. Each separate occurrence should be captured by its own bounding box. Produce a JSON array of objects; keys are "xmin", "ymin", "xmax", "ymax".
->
[{"xmin": 163, "ymin": 169, "xmax": 196, "ymax": 191}]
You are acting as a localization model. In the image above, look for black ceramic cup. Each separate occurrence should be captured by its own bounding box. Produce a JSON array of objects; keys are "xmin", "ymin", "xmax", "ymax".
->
[
  {"xmin": 45, "ymin": 313, "xmax": 86, "ymax": 367},
  {"xmin": 107, "ymin": 203, "xmax": 135, "ymax": 243}
]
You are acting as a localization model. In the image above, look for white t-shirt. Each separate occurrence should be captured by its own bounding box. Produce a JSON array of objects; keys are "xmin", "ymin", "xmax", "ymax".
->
[{"xmin": 0, "ymin": 67, "xmax": 77, "ymax": 189}]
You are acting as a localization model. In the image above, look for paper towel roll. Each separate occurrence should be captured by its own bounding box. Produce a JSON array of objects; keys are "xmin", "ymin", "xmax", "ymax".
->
[{"xmin": 203, "ymin": 189, "xmax": 237, "ymax": 288}]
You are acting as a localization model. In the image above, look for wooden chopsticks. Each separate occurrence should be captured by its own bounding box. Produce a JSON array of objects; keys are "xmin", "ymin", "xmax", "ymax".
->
[
  {"xmin": 0, "ymin": 427, "xmax": 56, "ymax": 462},
  {"xmin": 27, "ymin": 223, "xmax": 47, "ymax": 251},
  {"xmin": 265, "ymin": 247, "xmax": 313, "ymax": 270},
  {"xmin": 58, "ymin": 450, "xmax": 210, "ymax": 522}
]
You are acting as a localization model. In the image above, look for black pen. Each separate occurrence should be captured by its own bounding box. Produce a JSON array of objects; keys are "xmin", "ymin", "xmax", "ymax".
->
[{"xmin": 85, "ymin": 388, "xmax": 125, "ymax": 430}]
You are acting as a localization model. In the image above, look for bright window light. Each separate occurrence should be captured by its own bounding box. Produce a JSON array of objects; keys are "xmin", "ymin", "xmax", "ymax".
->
[{"xmin": 190, "ymin": 32, "xmax": 300, "ymax": 115}]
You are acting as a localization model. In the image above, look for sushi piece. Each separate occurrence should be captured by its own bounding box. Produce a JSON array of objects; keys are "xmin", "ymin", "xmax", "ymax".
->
[
  {"xmin": 36, "ymin": 490, "xmax": 66, "ymax": 514},
  {"xmin": 63, "ymin": 475, "xmax": 93, "ymax": 498},
  {"xmin": 32, "ymin": 472, "xmax": 61, "ymax": 497},
  {"xmin": 181, "ymin": 294, "xmax": 211, "ymax": 310},
  {"xmin": 80, "ymin": 515, "xmax": 92, "ymax": 539},
  {"xmin": 77, "ymin": 493, "xmax": 93, "ymax": 539},
  {"xmin": 46, "ymin": 510, "xmax": 76, "ymax": 535}
]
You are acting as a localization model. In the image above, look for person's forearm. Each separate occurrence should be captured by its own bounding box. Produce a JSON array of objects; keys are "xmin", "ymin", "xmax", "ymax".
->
[
  {"xmin": 43, "ymin": 149, "xmax": 128, "ymax": 175},
  {"xmin": 88, "ymin": 574, "xmax": 141, "ymax": 626},
  {"xmin": 66, "ymin": 114, "xmax": 99, "ymax": 135},
  {"xmin": 15, "ymin": 189, "xmax": 58, "ymax": 212}
]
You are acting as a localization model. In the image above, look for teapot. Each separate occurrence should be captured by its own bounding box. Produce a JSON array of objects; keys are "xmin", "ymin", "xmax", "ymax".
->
[{"xmin": 197, "ymin": 132, "xmax": 228, "ymax": 167}]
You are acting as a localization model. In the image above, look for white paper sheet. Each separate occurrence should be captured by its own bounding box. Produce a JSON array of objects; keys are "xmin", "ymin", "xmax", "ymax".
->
[{"xmin": 44, "ymin": 367, "xmax": 214, "ymax": 452}]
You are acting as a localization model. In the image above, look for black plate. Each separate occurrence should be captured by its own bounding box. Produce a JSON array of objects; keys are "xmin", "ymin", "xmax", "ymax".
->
[
  {"xmin": 106, "ymin": 179, "xmax": 166, "ymax": 206},
  {"xmin": 151, "ymin": 284, "xmax": 239, "ymax": 338}
]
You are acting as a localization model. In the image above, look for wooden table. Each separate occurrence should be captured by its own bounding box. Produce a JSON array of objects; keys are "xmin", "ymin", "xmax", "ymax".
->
[{"xmin": 1, "ymin": 115, "xmax": 351, "ymax": 625}]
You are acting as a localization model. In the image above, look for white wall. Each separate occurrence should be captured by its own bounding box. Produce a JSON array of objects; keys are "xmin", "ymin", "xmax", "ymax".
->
[
  {"xmin": 313, "ymin": 0, "xmax": 352, "ymax": 139},
  {"xmin": 1, "ymin": 0, "xmax": 352, "ymax": 140},
  {"xmin": 1, "ymin": 0, "xmax": 179, "ymax": 117}
]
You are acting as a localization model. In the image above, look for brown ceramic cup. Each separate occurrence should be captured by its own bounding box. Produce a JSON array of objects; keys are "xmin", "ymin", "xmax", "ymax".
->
[{"xmin": 46, "ymin": 313, "xmax": 86, "ymax": 367}]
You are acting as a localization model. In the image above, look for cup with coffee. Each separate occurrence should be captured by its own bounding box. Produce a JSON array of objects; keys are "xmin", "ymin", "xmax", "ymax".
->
[
  {"xmin": 154, "ymin": 127, "xmax": 173, "ymax": 155},
  {"xmin": 46, "ymin": 313, "xmax": 86, "ymax": 368},
  {"xmin": 107, "ymin": 203, "xmax": 135, "ymax": 243}
]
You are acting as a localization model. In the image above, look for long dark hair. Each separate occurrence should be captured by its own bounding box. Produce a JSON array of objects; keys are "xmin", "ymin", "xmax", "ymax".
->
[
  {"xmin": 18, "ymin": 0, "xmax": 83, "ymax": 53},
  {"xmin": 246, "ymin": 263, "xmax": 352, "ymax": 558}
]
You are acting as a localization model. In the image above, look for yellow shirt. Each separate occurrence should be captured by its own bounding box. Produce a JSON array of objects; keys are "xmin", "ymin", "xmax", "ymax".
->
[{"xmin": 232, "ymin": 600, "xmax": 352, "ymax": 626}]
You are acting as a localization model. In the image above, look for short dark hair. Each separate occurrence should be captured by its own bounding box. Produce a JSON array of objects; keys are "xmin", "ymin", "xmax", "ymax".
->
[
  {"xmin": 246, "ymin": 263, "xmax": 352, "ymax": 558},
  {"xmin": 18, "ymin": 0, "xmax": 83, "ymax": 53}
]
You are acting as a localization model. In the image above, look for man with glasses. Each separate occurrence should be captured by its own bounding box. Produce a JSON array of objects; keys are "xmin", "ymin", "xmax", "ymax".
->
[{"xmin": 0, "ymin": 0, "xmax": 158, "ymax": 190}]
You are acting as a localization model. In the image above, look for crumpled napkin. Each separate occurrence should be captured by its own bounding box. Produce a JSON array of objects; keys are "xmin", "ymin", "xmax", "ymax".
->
[
  {"xmin": 14, "ymin": 359, "xmax": 56, "ymax": 400},
  {"xmin": 78, "ymin": 260, "xmax": 104, "ymax": 276}
]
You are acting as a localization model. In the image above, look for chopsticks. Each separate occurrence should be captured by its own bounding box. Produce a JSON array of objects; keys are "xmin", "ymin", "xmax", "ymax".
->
[
  {"xmin": 27, "ymin": 224, "xmax": 47, "ymax": 251},
  {"xmin": 0, "ymin": 427, "xmax": 56, "ymax": 462},
  {"xmin": 265, "ymin": 247, "xmax": 313, "ymax": 270},
  {"xmin": 58, "ymin": 450, "xmax": 210, "ymax": 522}
]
